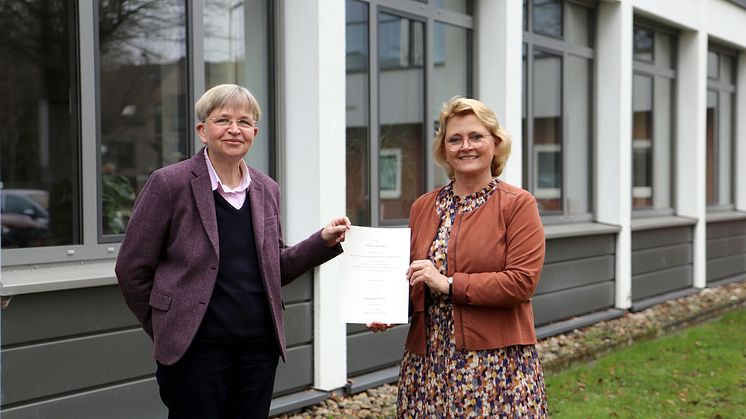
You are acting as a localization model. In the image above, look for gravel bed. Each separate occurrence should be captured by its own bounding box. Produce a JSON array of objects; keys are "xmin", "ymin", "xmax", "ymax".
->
[{"xmin": 273, "ymin": 280, "xmax": 746, "ymax": 418}]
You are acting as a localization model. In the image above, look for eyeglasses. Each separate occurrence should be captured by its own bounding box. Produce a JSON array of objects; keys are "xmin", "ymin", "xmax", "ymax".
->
[
  {"xmin": 204, "ymin": 117, "xmax": 257, "ymax": 129},
  {"xmin": 444, "ymin": 132, "xmax": 491, "ymax": 150}
]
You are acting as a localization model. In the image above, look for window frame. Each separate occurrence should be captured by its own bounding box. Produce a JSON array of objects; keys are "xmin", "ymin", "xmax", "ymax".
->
[
  {"xmin": 346, "ymin": 0, "xmax": 474, "ymax": 227},
  {"xmin": 522, "ymin": 0, "xmax": 595, "ymax": 224},
  {"xmin": 705, "ymin": 43, "xmax": 737, "ymax": 212},
  {"xmin": 631, "ymin": 19, "xmax": 678, "ymax": 218}
]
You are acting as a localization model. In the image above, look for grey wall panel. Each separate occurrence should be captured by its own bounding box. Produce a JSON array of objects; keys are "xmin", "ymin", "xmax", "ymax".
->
[
  {"xmin": 631, "ymin": 265, "xmax": 693, "ymax": 300},
  {"xmin": 2, "ymin": 329, "xmax": 154, "ymax": 405},
  {"xmin": 631, "ymin": 243, "xmax": 693, "ymax": 276},
  {"xmin": 347, "ymin": 325, "xmax": 408, "ymax": 376},
  {"xmin": 544, "ymin": 235, "xmax": 615, "ymax": 263},
  {"xmin": 274, "ymin": 345, "xmax": 313, "ymax": 395},
  {"xmin": 706, "ymin": 235, "xmax": 746, "ymax": 259},
  {"xmin": 283, "ymin": 272, "xmax": 312, "ymax": 304},
  {"xmin": 284, "ymin": 302, "xmax": 312, "ymax": 346},
  {"xmin": 532, "ymin": 282, "xmax": 615, "ymax": 326},
  {"xmin": 631, "ymin": 226, "xmax": 692, "ymax": 251},
  {"xmin": 706, "ymin": 220, "xmax": 746, "ymax": 239},
  {"xmin": 706, "ymin": 253, "xmax": 746, "ymax": 281},
  {"xmin": 1, "ymin": 285, "xmax": 137, "ymax": 346},
  {"xmin": 536, "ymin": 255, "xmax": 615, "ymax": 295},
  {"xmin": 2, "ymin": 378, "xmax": 165, "ymax": 419}
]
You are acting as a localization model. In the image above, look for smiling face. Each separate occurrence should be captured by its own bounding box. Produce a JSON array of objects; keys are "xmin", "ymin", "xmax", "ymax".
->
[
  {"xmin": 443, "ymin": 113, "xmax": 498, "ymax": 184},
  {"xmin": 196, "ymin": 107, "xmax": 258, "ymax": 164}
]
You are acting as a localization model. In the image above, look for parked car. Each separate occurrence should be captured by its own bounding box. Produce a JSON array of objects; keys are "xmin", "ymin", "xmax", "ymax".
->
[{"xmin": 1, "ymin": 189, "xmax": 49, "ymax": 248}]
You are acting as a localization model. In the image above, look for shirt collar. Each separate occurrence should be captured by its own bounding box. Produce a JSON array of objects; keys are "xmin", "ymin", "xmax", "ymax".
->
[{"xmin": 204, "ymin": 148, "xmax": 251, "ymax": 193}]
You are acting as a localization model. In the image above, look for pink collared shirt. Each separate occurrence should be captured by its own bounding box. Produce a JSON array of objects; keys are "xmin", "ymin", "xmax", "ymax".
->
[{"xmin": 204, "ymin": 148, "xmax": 251, "ymax": 209}]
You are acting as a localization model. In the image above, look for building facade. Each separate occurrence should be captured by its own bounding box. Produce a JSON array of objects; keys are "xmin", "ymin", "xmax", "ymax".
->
[{"xmin": 1, "ymin": 0, "xmax": 746, "ymax": 416}]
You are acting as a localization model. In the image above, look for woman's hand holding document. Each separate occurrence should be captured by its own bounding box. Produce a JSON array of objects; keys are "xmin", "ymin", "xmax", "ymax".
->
[{"xmin": 340, "ymin": 226, "xmax": 410, "ymax": 324}]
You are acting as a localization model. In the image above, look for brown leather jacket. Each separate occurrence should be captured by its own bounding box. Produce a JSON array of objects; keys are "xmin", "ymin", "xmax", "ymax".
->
[{"xmin": 404, "ymin": 181, "xmax": 545, "ymax": 354}]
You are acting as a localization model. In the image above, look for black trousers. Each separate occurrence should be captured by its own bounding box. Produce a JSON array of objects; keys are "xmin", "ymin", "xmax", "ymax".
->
[{"xmin": 156, "ymin": 339, "xmax": 279, "ymax": 419}]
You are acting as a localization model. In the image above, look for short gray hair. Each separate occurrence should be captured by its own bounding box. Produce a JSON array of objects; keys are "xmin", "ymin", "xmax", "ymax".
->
[{"xmin": 195, "ymin": 84, "xmax": 262, "ymax": 123}]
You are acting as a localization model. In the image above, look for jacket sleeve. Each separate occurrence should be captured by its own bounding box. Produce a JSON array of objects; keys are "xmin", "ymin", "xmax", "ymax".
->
[
  {"xmin": 114, "ymin": 171, "xmax": 172, "ymax": 338},
  {"xmin": 451, "ymin": 191, "xmax": 545, "ymax": 308},
  {"xmin": 275, "ymin": 187, "xmax": 343, "ymax": 285}
]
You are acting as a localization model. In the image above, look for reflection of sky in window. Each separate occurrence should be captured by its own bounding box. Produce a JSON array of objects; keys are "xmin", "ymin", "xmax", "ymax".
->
[
  {"xmin": 434, "ymin": 23, "xmax": 445, "ymax": 64},
  {"xmin": 533, "ymin": 0, "xmax": 562, "ymax": 38},
  {"xmin": 346, "ymin": 0, "xmax": 368, "ymax": 71},
  {"xmin": 633, "ymin": 28, "xmax": 653, "ymax": 61},
  {"xmin": 100, "ymin": 1, "xmax": 187, "ymax": 65},
  {"xmin": 379, "ymin": 13, "xmax": 404, "ymax": 68},
  {"xmin": 204, "ymin": 0, "xmax": 245, "ymax": 62}
]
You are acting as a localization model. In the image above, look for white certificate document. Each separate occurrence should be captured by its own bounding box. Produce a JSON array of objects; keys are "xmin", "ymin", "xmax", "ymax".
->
[{"xmin": 340, "ymin": 226, "xmax": 410, "ymax": 324}]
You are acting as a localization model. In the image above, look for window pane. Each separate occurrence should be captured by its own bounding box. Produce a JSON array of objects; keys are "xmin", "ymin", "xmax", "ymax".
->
[
  {"xmin": 717, "ymin": 91, "xmax": 733, "ymax": 205},
  {"xmin": 566, "ymin": 55, "xmax": 591, "ymax": 215},
  {"xmin": 707, "ymin": 51, "xmax": 719, "ymax": 80},
  {"xmin": 632, "ymin": 74, "xmax": 653, "ymax": 208},
  {"xmin": 0, "ymin": 1, "xmax": 80, "ymax": 248},
  {"xmin": 566, "ymin": 2, "xmax": 591, "ymax": 47},
  {"xmin": 434, "ymin": 0, "xmax": 472, "ymax": 15},
  {"xmin": 633, "ymin": 27, "xmax": 654, "ymax": 62},
  {"xmin": 99, "ymin": 0, "xmax": 189, "ymax": 235},
  {"xmin": 721, "ymin": 54, "xmax": 734, "ymax": 85},
  {"xmin": 706, "ymin": 90, "xmax": 717, "ymax": 205},
  {"xmin": 378, "ymin": 13, "xmax": 425, "ymax": 221},
  {"xmin": 432, "ymin": 22, "xmax": 470, "ymax": 187},
  {"xmin": 533, "ymin": 0, "xmax": 562, "ymax": 38},
  {"xmin": 533, "ymin": 50, "xmax": 562, "ymax": 212},
  {"xmin": 204, "ymin": 0, "xmax": 270, "ymax": 173},
  {"xmin": 655, "ymin": 32, "xmax": 674, "ymax": 69},
  {"xmin": 346, "ymin": 0, "xmax": 370, "ymax": 225},
  {"xmin": 653, "ymin": 76, "xmax": 672, "ymax": 209}
]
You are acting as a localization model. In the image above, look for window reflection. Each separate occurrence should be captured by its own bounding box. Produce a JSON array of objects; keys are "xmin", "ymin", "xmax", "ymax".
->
[
  {"xmin": 632, "ymin": 74, "xmax": 653, "ymax": 208},
  {"xmin": 433, "ymin": 22, "xmax": 471, "ymax": 187},
  {"xmin": 204, "ymin": 0, "xmax": 270, "ymax": 173},
  {"xmin": 98, "ymin": 0, "xmax": 189, "ymax": 235},
  {"xmin": 346, "ymin": 0, "xmax": 370, "ymax": 225},
  {"xmin": 706, "ymin": 49, "xmax": 736, "ymax": 207},
  {"xmin": 0, "ymin": 0, "xmax": 80, "ymax": 248},
  {"xmin": 379, "ymin": 13, "xmax": 425, "ymax": 221},
  {"xmin": 533, "ymin": 0, "xmax": 562, "ymax": 38},
  {"xmin": 633, "ymin": 27, "xmax": 654, "ymax": 62},
  {"xmin": 533, "ymin": 50, "xmax": 562, "ymax": 212}
]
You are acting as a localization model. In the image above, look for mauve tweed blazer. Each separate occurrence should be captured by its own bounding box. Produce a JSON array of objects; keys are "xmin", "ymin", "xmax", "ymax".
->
[{"xmin": 115, "ymin": 149, "xmax": 340, "ymax": 365}]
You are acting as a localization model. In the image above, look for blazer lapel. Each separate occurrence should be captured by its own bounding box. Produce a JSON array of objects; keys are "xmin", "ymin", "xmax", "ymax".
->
[
  {"xmin": 190, "ymin": 151, "xmax": 219, "ymax": 257},
  {"xmin": 249, "ymin": 177, "xmax": 265, "ymax": 257}
]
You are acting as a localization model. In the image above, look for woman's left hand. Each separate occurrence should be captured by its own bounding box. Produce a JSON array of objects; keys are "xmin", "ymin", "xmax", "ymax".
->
[
  {"xmin": 407, "ymin": 259, "xmax": 449, "ymax": 295},
  {"xmin": 321, "ymin": 216, "xmax": 352, "ymax": 247}
]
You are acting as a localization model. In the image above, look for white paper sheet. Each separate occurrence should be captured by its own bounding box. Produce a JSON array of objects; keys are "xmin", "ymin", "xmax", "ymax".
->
[{"xmin": 339, "ymin": 225, "xmax": 410, "ymax": 324}]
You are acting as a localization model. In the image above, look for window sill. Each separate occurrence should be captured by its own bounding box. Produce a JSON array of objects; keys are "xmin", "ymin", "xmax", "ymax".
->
[
  {"xmin": 0, "ymin": 260, "xmax": 116, "ymax": 296},
  {"xmin": 705, "ymin": 210, "xmax": 746, "ymax": 223},
  {"xmin": 544, "ymin": 221, "xmax": 621, "ymax": 240},
  {"xmin": 630, "ymin": 215, "xmax": 697, "ymax": 232}
]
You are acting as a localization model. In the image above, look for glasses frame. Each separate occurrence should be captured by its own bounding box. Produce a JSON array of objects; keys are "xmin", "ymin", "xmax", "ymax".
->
[{"xmin": 203, "ymin": 116, "xmax": 258, "ymax": 129}]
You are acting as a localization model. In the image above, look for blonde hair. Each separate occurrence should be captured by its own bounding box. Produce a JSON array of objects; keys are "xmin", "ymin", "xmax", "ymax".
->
[
  {"xmin": 433, "ymin": 96, "xmax": 512, "ymax": 180},
  {"xmin": 195, "ymin": 84, "xmax": 262, "ymax": 123}
]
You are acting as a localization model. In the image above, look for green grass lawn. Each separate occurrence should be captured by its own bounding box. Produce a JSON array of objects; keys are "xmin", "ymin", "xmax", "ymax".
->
[{"xmin": 545, "ymin": 308, "xmax": 746, "ymax": 418}]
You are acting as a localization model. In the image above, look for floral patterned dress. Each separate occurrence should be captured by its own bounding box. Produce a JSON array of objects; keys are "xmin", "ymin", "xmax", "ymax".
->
[{"xmin": 397, "ymin": 179, "xmax": 548, "ymax": 418}]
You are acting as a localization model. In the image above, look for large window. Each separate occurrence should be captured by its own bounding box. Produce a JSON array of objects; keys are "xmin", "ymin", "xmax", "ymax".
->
[
  {"xmin": 98, "ymin": 0, "xmax": 190, "ymax": 237},
  {"xmin": 1, "ymin": 1, "xmax": 273, "ymax": 265},
  {"xmin": 0, "ymin": 0, "xmax": 81, "ymax": 249},
  {"xmin": 631, "ymin": 23, "xmax": 676, "ymax": 212},
  {"xmin": 345, "ymin": 0, "xmax": 473, "ymax": 226},
  {"xmin": 522, "ymin": 0, "xmax": 594, "ymax": 219},
  {"xmin": 706, "ymin": 46, "xmax": 736, "ymax": 209}
]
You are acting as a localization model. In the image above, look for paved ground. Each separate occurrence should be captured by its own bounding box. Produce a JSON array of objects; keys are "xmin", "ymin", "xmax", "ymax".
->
[{"xmin": 272, "ymin": 279, "xmax": 746, "ymax": 418}]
